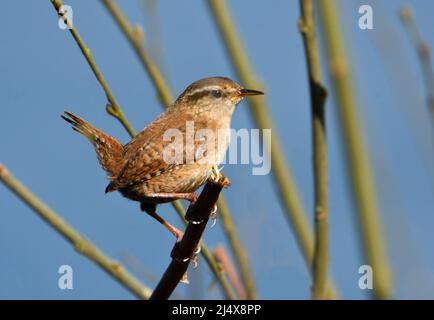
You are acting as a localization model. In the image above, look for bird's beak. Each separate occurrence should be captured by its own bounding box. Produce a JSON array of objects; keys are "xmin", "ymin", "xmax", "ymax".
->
[{"xmin": 239, "ymin": 88, "xmax": 264, "ymax": 97}]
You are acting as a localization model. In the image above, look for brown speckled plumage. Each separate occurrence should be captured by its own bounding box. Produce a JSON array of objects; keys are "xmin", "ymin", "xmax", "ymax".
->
[{"xmin": 62, "ymin": 77, "xmax": 263, "ymax": 238}]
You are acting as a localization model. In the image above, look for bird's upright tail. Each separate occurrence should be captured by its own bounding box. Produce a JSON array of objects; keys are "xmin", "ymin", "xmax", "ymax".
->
[{"xmin": 61, "ymin": 111, "xmax": 125, "ymax": 179}]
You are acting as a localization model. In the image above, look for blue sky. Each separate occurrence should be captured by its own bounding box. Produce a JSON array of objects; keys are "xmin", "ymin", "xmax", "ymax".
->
[{"xmin": 1, "ymin": 0, "xmax": 434, "ymax": 299}]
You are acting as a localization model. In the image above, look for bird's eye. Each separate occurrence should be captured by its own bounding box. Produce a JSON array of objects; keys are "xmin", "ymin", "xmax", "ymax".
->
[{"xmin": 211, "ymin": 90, "xmax": 222, "ymax": 98}]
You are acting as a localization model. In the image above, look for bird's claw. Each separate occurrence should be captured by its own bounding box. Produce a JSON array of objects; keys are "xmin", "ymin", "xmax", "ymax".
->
[
  {"xmin": 194, "ymin": 244, "xmax": 201, "ymax": 255},
  {"xmin": 192, "ymin": 244, "xmax": 201, "ymax": 268},
  {"xmin": 180, "ymin": 272, "xmax": 189, "ymax": 284},
  {"xmin": 210, "ymin": 204, "xmax": 218, "ymax": 228}
]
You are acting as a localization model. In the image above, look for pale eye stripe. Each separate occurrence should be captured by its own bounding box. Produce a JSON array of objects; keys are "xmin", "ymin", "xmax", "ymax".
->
[{"xmin": 189, "ymin": 86, "xmax": 223, "ymax": 96}]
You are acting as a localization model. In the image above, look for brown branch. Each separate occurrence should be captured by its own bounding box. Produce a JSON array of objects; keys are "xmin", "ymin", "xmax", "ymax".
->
[{"xmin": 150, "ymin": 176, "xmax": 231, "ymax": 300}]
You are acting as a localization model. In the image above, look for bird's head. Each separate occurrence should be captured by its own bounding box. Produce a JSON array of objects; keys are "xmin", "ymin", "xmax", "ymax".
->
[{"xmin": 175, "ymin": 76, "xmax": 263, "ymax": 116}]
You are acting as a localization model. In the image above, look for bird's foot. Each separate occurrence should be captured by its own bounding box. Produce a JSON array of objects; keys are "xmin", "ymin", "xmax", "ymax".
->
[{"xmin": 186, "ymin": 192, "xmax": 199, "ymax": 204}]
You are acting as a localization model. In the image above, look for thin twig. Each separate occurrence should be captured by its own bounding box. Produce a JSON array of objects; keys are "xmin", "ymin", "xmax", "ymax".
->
[
  {"xmin": 299, "ymin": 0, "xmax": 329, "ymax": 300},
  {"xmin": 318, "ymin": 0, "xmax": 392, "ymax": 299},
  {"xmin": 51, "ymin": 0, "xmax": 135, "ymax": 137},
  {"xmin": 100, "ymin": 0, "xmax": 251, "ymax": 299},
  {"xmin": 150, "ymin": 176, "xmax": 232, "ymax": 300},
  {"xmin": 399, "ymin": 7, "xmax": 434, "ymax": 128},
  {"xmin": 213, "ymin": 244, "xmax": 247, "ymax": 299},
  {"xmin": 0, "ymin": 164, "xmax": 151, "ymax": 299}
]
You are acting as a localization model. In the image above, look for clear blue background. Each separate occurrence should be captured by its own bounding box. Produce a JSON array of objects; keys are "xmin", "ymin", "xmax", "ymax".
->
[{"xmin": 1, "ymin": 0, "xmax": 434, "ymax": 299}]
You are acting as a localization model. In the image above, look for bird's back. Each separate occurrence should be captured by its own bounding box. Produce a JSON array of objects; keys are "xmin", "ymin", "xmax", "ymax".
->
[{"xmin": 107, "ymin": 107, "xmax": 215, "ymax": 193}]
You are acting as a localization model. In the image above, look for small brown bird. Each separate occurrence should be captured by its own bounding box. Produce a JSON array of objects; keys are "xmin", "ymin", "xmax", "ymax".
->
[{"xmin": 62, "ymin": 77, "xmax": 263, "ymax": 239}]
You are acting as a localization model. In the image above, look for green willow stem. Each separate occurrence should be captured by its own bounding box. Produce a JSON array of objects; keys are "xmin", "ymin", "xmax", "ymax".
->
[
  {"xmin": 100, "ymin": 0, "xmax": 252, "ymax": 299},
  {"xmin": 51, "ymin": 0, "xmax": 135, "ymax": 137},
  {"xmin": 0, "ymin": 164, "xmax": 151, "ymax": 299},
  {"xmin": 299, "ymin": 0, "xmax": 329, "ymax": 300},
  {"xmin": 318, "ymin": 0, "xmax": 392, "ymax": 299}
]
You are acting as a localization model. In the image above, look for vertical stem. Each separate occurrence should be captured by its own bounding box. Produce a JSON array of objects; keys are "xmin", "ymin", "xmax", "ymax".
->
[
  {"xmin": 299, "ymin": 0, "xmax": 329, "ymax": 299},
  {"xmin": 318, "ymin": 0, "xmax": 392, "ymax": 299}
]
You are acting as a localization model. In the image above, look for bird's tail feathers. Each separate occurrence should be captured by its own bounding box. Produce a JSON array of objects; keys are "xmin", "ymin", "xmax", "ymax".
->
[{"xmin": 61, "ymin": 111, "xmax": 125, "ymax": 179}]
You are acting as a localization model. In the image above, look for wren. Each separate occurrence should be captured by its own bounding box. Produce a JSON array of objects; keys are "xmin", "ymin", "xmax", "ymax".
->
[{"xmin": 62, "ymin": 76, "xmax": 263, "ymax": 239}]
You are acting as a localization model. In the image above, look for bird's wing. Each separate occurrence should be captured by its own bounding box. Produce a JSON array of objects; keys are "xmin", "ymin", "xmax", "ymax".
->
[{"xmin": 106, "ymin": 110, "xmax": 210, "ymax": 192}]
